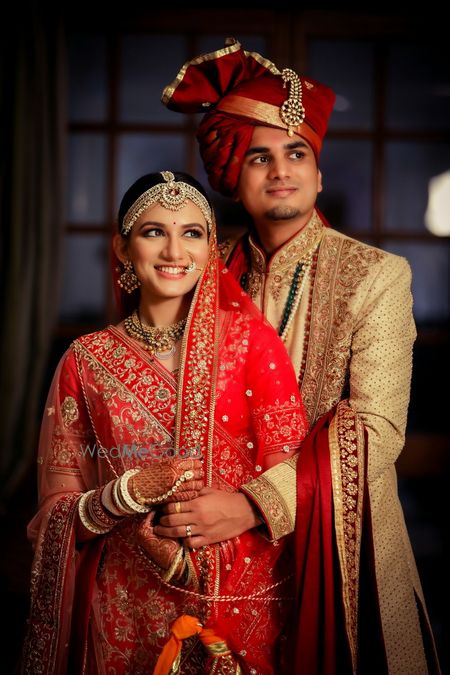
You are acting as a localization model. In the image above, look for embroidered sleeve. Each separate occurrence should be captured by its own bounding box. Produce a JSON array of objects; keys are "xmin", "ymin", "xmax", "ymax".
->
[
  {"xmin": 241, "ymin": 454, "xmax": 298, "ymax": 540},
  {"xmin": 246, "ymin": 320, "xmax": 308, "ymax": 468},
  {"xmin": 41, "ymin": 347, "xmax": 95, "ymax": 476},
  {"xmin": 240, "ymin": 319, "xmax": 306, "ymax": 539},
  {"xmin": 28, "ymin": 346, "xmax": 97, "ymax": 549}
]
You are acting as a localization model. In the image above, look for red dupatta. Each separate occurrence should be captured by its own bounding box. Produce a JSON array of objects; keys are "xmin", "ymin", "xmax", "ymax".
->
[{"xmin": 292, "ymin": 401, "xmax": 386, "ymax": 675}]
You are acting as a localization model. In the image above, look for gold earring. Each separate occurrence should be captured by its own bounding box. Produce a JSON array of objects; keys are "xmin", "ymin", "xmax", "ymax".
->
[{"xmin": 117, "ymin": 260, "xmax": 140, "ymax": 294}]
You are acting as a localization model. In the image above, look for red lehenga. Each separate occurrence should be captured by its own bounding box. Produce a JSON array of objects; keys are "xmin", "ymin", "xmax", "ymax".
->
[{"xmin": 22, "ymin": 219, "xmax": 308, "ymax": 673}]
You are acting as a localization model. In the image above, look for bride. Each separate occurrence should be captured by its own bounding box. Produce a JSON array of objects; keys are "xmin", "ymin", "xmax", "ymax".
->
[{"xmin": 22, "ymin": 170, "xmax": 308, "ymax": 674}]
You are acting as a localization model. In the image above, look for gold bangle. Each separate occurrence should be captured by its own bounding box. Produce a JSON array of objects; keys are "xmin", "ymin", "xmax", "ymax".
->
[
  {"xmin": 112, "ymin": 476, "xmax": 135, "ymax": 515},
  {"xmin": 119, "ymin": 469, "xmax": 151, "ymax": 514},
  {"xmin": 89, "ymin": 486, "xmax": 121, "ymax": 528},
  {"xmin": 101, "ymin": 480, "xmax": 124, "ymax": 517},
  {"xmin": 162, "ymin": 546, "xmax": 185, "ymax": 582},
  {"xmin": 78, "ymin": 491, "xmax": 111, "ymax": 535}
]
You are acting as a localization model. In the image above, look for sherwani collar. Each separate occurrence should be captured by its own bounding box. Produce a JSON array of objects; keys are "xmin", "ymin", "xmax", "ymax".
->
[{"xmin": 248, "ymin": 210, "xmax": 324, "ymax": 275}]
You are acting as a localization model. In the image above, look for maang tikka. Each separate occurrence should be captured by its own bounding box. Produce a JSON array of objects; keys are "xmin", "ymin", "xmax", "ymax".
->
[{"xmin": 121, "ymin": 171, "xmax": 213, "ymax": 236}]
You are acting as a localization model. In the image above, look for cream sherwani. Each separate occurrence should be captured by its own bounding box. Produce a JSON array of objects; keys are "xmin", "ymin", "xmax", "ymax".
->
[{"xmin": 222, "ymin": 211, "xmax": 440, "ymax": 674}]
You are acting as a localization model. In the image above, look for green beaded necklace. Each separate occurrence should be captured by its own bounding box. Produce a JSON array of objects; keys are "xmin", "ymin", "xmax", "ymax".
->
[
  {"xmin": 241, "ymin": 261, "xmax": 305, "ymax": 339},
  {"xmin": 278, "ymin": 262, "xmax": 303, "ymax": 336}
]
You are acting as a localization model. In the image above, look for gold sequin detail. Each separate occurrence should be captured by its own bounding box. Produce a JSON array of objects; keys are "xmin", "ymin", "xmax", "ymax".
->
[{"xmin": 61, "ymin": 396, "xmax": 79, "ymax": 427}]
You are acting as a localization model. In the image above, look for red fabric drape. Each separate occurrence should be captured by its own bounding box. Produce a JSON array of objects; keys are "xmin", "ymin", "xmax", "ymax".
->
[
  {"xmin": 69, "ymin": 538, "xmax": 105, "ymax": 674},
  {"xmin": 293, "ymin": 409, "xmax": 338, "ymax": 675}
]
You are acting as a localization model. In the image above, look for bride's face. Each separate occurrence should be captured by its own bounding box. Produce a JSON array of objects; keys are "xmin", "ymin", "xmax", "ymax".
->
[{"xmin": 124, "ymin": 200, "xmax": 209, "ymax": 302}]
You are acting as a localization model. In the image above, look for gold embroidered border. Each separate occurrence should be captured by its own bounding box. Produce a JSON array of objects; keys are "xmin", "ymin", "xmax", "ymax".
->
[
  {"xmin": 301, "ymin": 234, "xmax": 384, "ymax": 426},
  {"xmin": 162, "ymin": 39, "xmax": 243, "ymax": 106},
  {"xmin": 244, "ymin": 238, "xmax": 265, "ymax": 299},
  {"xmin": 73, "ymin": 333, "xmax": 174, "ymax": 473},
  {"xmin": 173, "ymin": 229, "xmax": 221, "ymax": 605},
  {"xmin": 161, "ymin": 38, "xmax": 279, "ymax": 108},
  {"xmin": 243, "ymin": 47, "xmax": 280, "ymax": 75},
  {"xmin": 247, "ymin": 211, "xmax": 324, "ymax": 302},
  {"xmin": 241, "ymin": 459, "xmax": 297, "ymax": 540},
  {"xmin": 329, "ymin": 401, "xmax": 365, "ymax": 674},
  {"xmin": 175, "ymin": 232, "xmax": 219, "ymax": 488},
  {"xmin": 269, "ymin": 212, "xmax": 323, "ymax": 275},
  {"xmin": 22, "ymin": 493, "xmax": 80, "ymax": 673},
  {"xmin": 217, "ymin": 238, "xmax": 236, "ymax": 263}
]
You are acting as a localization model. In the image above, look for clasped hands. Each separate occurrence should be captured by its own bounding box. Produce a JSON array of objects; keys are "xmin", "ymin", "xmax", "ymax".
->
[{"xmin": 133, "ymin": 458, "xmax": 262, "ymax": 572}]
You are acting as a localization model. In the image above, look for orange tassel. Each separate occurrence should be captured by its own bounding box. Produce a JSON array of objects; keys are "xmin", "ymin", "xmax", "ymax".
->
[
  {"xmin": 153, "ymin": 615, "xmax": 202, "ymax": 675},
  {"xmin": 153, "ymin": 614, "xmax": 236, "ymax": 674}
]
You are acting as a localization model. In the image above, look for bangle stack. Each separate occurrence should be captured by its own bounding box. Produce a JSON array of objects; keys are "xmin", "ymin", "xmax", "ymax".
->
[
  {"xmin": 101, "ymin": 479, "xmax": 124, "ymax": 517},
  {"xmin": 78, "ymin": 467, "xmax": 197, "ymax": 533},
  {"xmin": 118, "ymin": 469, "xmax": 151, "ymax": 514},
  {"xmin": 78, "ymin": 488, "xmax": 119, "ymax": 535}
]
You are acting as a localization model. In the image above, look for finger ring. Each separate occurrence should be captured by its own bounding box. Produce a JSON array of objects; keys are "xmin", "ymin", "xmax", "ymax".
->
[
  {"xmin": 183, "ymin": 470, "xmax": 194, "ymax": 480},
  {"xmin": 174, "ymin": 502, "xmax": 182, "ymax": 514},
  {"xmin": 185, "ymin": 524, "xmax": 192, "ymax": 537}
]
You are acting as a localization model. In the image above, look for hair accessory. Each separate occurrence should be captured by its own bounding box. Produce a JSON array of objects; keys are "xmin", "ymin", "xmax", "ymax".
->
[{"xmin": 122, "ymin": 171, "xmax": 213, "ymax": 235}]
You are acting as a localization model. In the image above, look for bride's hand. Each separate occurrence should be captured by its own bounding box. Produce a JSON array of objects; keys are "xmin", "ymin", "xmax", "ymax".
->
[
  {"xmin": 135, "ymin": 511, "xmax": 184, "ymax": 576},
  {"xmin": 129, "ymin": 458, "xmax": 204, "ymax": 505}
]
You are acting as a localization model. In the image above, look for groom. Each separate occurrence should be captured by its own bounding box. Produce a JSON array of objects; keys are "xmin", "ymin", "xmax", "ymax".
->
[{"xmin": 154, "ymin": 38, "xmax": 440, "ymax": 673}]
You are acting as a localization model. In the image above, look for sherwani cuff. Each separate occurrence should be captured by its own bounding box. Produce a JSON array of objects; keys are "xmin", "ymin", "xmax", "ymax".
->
[{"xmin": 241, "ymin": 456, "xmax": 297, "ymax": 540}]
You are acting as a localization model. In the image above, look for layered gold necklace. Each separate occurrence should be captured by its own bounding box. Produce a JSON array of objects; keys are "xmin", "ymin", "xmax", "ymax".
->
[{"xmin": 124, "ymin": 309, "xmax": 187, "ymax": 359}]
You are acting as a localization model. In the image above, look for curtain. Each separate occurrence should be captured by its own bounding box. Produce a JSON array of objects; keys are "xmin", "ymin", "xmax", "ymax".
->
[{"xmin": 0, "ymin": 3, "xmax": 66, "ymax": 502}]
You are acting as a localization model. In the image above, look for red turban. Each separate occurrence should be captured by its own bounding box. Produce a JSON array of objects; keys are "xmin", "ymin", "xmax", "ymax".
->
[{"xmin": 162, "ymin": 38, "xmax": 335, "ymax": 196}]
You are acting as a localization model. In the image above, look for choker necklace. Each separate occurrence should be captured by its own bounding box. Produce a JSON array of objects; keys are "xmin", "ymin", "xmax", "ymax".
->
[{"xmin": 124, "ymin": 309, "xmax": 187, "ymax": 359}]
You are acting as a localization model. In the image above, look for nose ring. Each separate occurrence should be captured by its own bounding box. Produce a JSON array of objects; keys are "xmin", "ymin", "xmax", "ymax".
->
[{"xmin": 184, "ymin": 253, "xmax": 196, "ymax": 274}]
